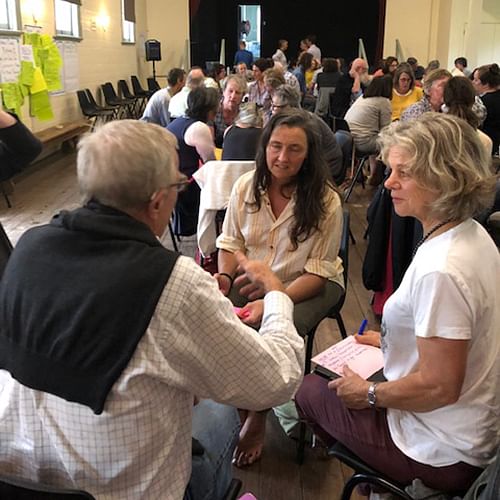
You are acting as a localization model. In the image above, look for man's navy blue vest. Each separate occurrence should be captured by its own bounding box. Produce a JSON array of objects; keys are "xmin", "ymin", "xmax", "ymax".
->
[{"xmin": 0, "ymin": 201, "xmax": 179, "ymax": 414}]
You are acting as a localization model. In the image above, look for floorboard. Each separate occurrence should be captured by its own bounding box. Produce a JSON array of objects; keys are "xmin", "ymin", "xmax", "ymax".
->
[{"xmin": 0, "ymin": 152, "xmax": 380, "ymax": 500}]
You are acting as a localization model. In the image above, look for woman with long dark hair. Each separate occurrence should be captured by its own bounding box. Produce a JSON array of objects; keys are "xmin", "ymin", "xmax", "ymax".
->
[{"xmin": 216, "ymin": 109, "xmax": 344, "ymax": 467}]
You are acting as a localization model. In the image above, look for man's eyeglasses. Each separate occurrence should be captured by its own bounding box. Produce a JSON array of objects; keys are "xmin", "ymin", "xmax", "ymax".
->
[
  {"xmin": 168, "ymin": 179, "xmax": 190, "ymax": 193},
  {"xmin": 150, "ymin": 176, "xmax": 190, "ymax": 201}
]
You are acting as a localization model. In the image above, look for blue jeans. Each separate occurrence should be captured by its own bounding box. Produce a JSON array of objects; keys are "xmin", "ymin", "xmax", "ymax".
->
[{"xmin": 184, "ymin": 400, "xmax": 240, "ymax": 500}]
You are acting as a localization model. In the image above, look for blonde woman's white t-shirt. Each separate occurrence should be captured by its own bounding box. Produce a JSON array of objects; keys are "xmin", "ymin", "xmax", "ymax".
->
[{"xmin": 382, "ymin": 219, "xmax": 500, "ymax": 467}]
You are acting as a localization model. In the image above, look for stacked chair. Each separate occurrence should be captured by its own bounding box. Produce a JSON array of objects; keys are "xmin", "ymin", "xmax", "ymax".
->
[
  {"xmin": 76, "ymin": 89, "xmax": 115, "ymax": 131},
  {"xmin": 118, "ymin": 79, "xmax": 144, "ymax": 118},
  {"xmin": 101, "ymin": 82, "xmax": 136, "ymax": 119}
]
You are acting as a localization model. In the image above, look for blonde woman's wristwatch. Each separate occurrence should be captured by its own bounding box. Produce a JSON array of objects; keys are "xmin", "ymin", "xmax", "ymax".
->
[{"xmin": 368, "ymin": 382, "xmax": 378, "ymax": 409}]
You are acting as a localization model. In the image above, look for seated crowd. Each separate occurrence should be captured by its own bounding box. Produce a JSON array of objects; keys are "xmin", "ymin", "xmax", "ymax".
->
[{"xmin": 0, "ymin": 35, "xmax": 499, "ymax": 500}]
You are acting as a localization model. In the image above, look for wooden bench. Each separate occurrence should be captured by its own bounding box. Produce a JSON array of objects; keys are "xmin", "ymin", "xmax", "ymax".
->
[{"xmin": 34, "ymin": 119, "xmax": 91, "ymax": 153}]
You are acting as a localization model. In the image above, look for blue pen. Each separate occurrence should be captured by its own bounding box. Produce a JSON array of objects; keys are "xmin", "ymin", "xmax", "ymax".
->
[{"xmin": 358, "ymin": 319, "xmax": 368, "ymax": 335}]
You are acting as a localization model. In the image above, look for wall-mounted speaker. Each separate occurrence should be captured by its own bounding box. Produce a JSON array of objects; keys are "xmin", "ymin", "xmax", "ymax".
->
[{"xmin": 145, "ymin": 39, "xmax": 161, "ymax": 61}]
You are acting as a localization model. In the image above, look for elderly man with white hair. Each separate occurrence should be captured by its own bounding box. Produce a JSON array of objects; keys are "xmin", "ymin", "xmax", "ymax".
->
[{"xmin": 0, "ymin": 120, "xmax": 304, "ymax": 500}]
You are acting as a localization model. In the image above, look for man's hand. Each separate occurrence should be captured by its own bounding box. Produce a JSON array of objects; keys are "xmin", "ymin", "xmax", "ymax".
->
[
  {"xmin": 355, "ymin": 330, "xmax": 381, "ymax": 348},
  {"xmin": 234, "ymin": 251, "xmax": 285, "ymax": 296},
  {"xmin": 240, "ymin": 300, "xmax": 264, "ymax": 327},
  {"xmin": 328, "ymin": 366, "xmax": 371, "ymax": 409},
  {"xmin": 214, "ymin": 273, "xmax": 232, "ymax": 296}
]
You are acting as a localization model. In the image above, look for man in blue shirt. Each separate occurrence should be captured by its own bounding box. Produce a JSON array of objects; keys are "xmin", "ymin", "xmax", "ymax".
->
[{"xmin": 233, "ymin": 41, "xmax": 253, "ymax": 68}]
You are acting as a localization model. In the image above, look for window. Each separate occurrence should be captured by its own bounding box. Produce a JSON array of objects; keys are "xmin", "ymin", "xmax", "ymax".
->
[
  {"xmin": 54, "ymin": 0, "xmax": 80, "ymax": 38},
  {"xmin": 0, "ymin": 0, "xmax": 20, "ymax": 31},
  {"xmin": 122, "ymin": 0, "xmax": 135, "ymax": 43}
]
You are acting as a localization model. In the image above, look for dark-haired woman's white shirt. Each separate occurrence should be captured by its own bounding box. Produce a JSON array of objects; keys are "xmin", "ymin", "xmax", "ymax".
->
[{"xmin": 216, "ymin": 170, "xmax": 344, "ymax": 288}]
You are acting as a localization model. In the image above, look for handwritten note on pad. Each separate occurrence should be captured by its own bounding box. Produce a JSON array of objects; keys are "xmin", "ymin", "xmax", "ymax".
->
[{"xmin": 312, "ymin": 335, "xmax": 384, "ymax": 380}]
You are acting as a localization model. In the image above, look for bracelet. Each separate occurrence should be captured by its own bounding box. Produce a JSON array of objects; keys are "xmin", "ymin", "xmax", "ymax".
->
[{"xmin": 218, "ymin": 272, "xmax": 234, "ymax": 287}]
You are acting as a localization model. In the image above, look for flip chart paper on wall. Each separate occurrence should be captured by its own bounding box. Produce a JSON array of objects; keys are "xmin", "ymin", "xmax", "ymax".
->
[
  {"xmin": 0, "ymin": 38, "xmax": 21, "ymax": 84},
  {"xmin": 55, "ymin": 41, "xmax": 79, "ymax": 93},
  {"xmin": 20, "ymin": 44, "xmax": 34, "ymax": 63}
]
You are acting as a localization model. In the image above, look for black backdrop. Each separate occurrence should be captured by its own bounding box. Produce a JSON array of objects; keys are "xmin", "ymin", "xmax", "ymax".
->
[{"xmin": 190, "ymin": 0, "xmax": 386, "ymax": 70}]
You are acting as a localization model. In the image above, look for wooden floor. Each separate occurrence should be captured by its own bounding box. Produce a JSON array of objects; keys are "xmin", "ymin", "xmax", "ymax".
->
[{"xmin": 0, "ymin": 151, "xmax": 381, "ymax": 500}]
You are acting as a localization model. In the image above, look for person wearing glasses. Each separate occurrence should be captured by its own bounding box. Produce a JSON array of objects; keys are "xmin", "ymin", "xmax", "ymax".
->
[
  {"xmin": 216, "ymin": 109, "xmax": 344, "ymax": 466},
  {"xmin": 0, "ymin": 119, "xmax": 305, "ymax": 500},
  {"xmin": 390, "ymin": 63, "xmax": 423, "ymax": 121},
  {"xmin": 167, "ymin": 86, "xmax": 219, "ymax": 236}
]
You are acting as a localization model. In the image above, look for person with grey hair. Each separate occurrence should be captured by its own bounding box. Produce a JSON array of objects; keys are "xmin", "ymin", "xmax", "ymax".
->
[
  {"xmin": 400, "ymin": 68, "xmax": 452, "ymax": 121},
  {"xmin": 297, "ymin": 113, "xmax": 498, "ymax": 495},
  {"xmin": 213, "ymin": 74, "xmax": 247, "ymax": 147},
  {"xmin": 0, "ymin": 119, "xmax": 305, "ymax": 500},
  {"xmin": 168, "ymin": 66, "xmax": 205, "ymax": 119},
  {"xmin": 222, "ymin": 102, "xmax": 263, "ymax": 160},
  {"xmin": 272, "ymin": 84, "xmax": 345, "ymax": 184}
]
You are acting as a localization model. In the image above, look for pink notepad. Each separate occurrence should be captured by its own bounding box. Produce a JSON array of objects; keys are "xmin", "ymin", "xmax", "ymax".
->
[{"xmin": 312, "ymin": 335, "xmax": 384, "ymax": 380}]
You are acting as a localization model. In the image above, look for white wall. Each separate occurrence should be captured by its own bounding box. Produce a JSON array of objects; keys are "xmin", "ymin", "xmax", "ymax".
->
[
  {"xmin": 384, "ymin": 0, "xmax": 498, "ymax": 71},
  {"xmin": 14, "ymin": 0, "xmax": 143, "ymax": 132}
]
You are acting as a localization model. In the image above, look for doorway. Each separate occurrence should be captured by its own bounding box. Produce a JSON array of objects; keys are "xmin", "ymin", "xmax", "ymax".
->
[{"xmin": 238, "ymin": 5, "xmax": 261, "ymax": 59}]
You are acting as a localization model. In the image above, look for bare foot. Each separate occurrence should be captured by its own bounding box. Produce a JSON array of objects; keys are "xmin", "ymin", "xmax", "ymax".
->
[{"xmin": 232, "ymin": 410, "xmax": 267, "ymax": 467}]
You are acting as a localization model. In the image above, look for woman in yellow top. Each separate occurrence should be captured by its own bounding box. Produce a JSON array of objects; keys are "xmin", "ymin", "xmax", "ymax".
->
[{"xmin": 391, "ymin": 63, "xmax": 423, "ymax": 120}]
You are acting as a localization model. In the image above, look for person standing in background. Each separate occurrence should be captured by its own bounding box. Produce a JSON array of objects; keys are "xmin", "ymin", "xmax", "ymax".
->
[{"xmin": 272, "ymin": 40, "xmax": 288, "ymax": 69}]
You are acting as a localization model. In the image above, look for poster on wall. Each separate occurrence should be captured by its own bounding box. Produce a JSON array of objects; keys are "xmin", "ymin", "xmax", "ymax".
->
[
  {"xmin": 0, "ymin": 38, "xmax": 21, "ymax": 84},
  {"xmin": 54, "ymin": 40, "xmax": 79, "ymax": 94}
]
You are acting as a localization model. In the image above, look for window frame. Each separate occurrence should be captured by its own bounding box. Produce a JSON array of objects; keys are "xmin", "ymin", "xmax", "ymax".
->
[
  {"xmin": 121, "ymin": 0, "xmax": 135, "ymax": 45},
  {"xmin": 54, "ymin": 0, "xmax": 82, "ymax": 41},
  {"xmin": 0, "ymin": 0, "xmax": 21, "ymax": 34}
]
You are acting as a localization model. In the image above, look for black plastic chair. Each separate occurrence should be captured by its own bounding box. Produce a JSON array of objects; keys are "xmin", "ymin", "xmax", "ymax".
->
[
  {"xmin": 328, "ymin": 442, "xmax": 412, "ymax": 500},
  {"xmin": 131, "ymin": 75, "xmax": 154, "ymax": 100},
  {"xmin": 85, "ymin": 88, "xmax": 119, "ymax": 120},
  {"xmin": 296, "ymin": 209, "xmax": 351, "ymax": 464},
  {"xmin": 147, "ymin": 77, "xmax": 161, "ymax": 93},
  {"xmin": 101, "ymin": 82, "xmax": 135, "ymax": 119},
  {"xmin": 0, "ymin": 473, "xmax": 95, "ymax": 499},
  {"xmin": 117, "ymin": 79, "xmax": 143, "ymax": 118},
  {"xmin": 76, "ymin": 90, "xmax": 114, "ymax": 131}
]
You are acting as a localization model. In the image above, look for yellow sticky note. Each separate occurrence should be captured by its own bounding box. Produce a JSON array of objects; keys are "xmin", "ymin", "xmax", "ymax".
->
[
  {"xmin": 20, "ymin": 61, "xmax": 35, "ymax": 87},
  {"xmin": 30, "ymin": 67, "xmax": 48, "ymax": 94},
  {"xmin": 30, "ymin": 90, "xmax": 53, "ymax": 121},
  {"xmin": 0, "ymin": 83, "xmax": 23, "ymax": 113}
]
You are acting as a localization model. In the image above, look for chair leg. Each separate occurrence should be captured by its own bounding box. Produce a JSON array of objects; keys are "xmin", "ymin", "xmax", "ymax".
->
[
  {"xmin": 296, "ymin": 420, "xmax": 307, "ymax": 465},
  {"xmin": 344, "ymin": 156, "xmax": 367, "ymax": 202},
  {"xmin": 335, "ymin": 312, "xmax": 348, "ymax": 339},
  {"xmin": 1, "ymin": 185, "xmax": 12, "ymax": 208},
  {"xmin": 169, "ymin": 221, "xmax": 179, "ymax": 252},
  {"xmin": 349, "ymin": 228, "xmax": 356, "ymax": 245}
]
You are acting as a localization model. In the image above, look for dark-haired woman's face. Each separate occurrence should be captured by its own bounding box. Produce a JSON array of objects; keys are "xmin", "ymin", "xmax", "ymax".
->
[
  {"xmin": 253, "ymin": 66, "xmax": 263, "ymax": 81},
  {"xmin": 266, "ymin": 125, "xmax": 308, "ymax": 185},
  {"xmin": 397, "ymin": 72, "xmax": 412, "ymax": 93},
  {"xmin": 472, "ymin": 70, "xmax": 487, "ymax": 95}
]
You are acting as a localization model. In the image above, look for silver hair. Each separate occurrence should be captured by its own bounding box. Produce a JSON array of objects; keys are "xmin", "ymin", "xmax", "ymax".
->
[
  {"xmin": 235, "ymin": 102, "xmax": 263, "ymax": 127},
  {"xmin": 274, "ymin": 84, "xmax": 301, "ymax": 108},
  {"xmin": 378, "ymin": 112, "xmax": 496, "ymax": 221},
  {"xmin": 222, "ymin": 74, "xmax": 247, "ymax": 94},
  {"xmin": 77, "ymin": 120, "xmax": 178, "ymax": 211}
]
